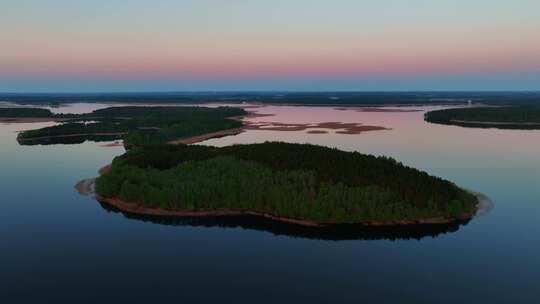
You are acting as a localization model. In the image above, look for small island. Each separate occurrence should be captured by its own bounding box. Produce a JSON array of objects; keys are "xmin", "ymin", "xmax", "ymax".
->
[
  {"xmin": 425, "ymin": 106, "xmax": 540, "ymax": 129},
  {"xmin": 1, "ymin": 106, "xmax": 246, "ymax": 145},
  {"xmin": 95, "ymin": 142, "xmax": 478, "ymax": 226}
]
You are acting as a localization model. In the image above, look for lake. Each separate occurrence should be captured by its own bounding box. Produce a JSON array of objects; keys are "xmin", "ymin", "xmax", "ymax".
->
[{"xmin": 1, "ymin": 103, "xmax": 539, "ymax": 303}]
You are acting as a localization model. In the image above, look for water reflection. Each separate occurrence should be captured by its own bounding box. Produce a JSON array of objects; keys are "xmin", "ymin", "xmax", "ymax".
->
[{"xmin": 97, "ymin": 200, "xmax": 471, "ymax": 241}]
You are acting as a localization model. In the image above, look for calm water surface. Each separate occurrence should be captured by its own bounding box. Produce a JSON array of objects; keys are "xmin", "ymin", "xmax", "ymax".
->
[{"xmin": 1, "ymin": 104, "xmax": 539, "ymax": 303}]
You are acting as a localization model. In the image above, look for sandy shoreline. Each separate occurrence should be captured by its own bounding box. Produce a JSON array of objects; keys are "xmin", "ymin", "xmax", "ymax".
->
[
  {"xmin": 100, "ymin": 141, "xmax": 123, "ymax": 147},
  {"xmin": 75, "ymin": 178, "xmax": 96, "ymax": 196},
  {"xmin": 168, "ymin": 128, "xmax": 245, "ymax": 144}
]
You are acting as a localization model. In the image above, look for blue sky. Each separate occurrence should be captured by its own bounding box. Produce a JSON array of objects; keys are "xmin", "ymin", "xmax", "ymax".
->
[{"xmin": 1, "ymin": 0, "xmax": 539, "ymax": 92}]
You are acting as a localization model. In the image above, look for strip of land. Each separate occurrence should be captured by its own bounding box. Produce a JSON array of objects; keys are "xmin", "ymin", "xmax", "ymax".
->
[
  {"xmin": 168, "ymin": 127, "xmax": 245, "ymax": 144},
  {"xmin": 0, "ymin": 117, "xmax": 68, "ymax": 123},
  {"xmin": 17, "ymin": 132, "xmax": 128, "ymax": 142},
  {"xmin": 425, "ymin": 106, "xmax": 540, "ymax": 129}
]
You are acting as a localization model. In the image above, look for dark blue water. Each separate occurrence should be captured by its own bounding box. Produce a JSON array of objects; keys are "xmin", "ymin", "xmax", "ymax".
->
[{"xmin": 1, "ymin": 105, "xmax": 539, "ymax": 303}]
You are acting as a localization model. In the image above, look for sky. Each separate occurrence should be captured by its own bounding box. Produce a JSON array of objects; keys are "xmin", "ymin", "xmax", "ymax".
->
[{"xmin": 1, "ymin": 0, "xmax": 539, "ymax": 92}]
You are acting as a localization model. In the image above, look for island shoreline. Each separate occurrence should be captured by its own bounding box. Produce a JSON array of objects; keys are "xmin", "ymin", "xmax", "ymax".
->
[
  {"xmin": 77, "ymin": 163, "xmax": 480, "ymax": 228},
  {"xmin": 94, "ymin": 194, "xmax": 479, "ymax": 227},
  {"xmin": 0, "ymin": 117, "xmax": 70, "ymax": 124}
]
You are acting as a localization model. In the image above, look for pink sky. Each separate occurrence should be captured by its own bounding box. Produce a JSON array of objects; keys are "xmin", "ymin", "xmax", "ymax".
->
[{"xmin": 1, "ymin": 1, "xmax": 539, "ymax": 91}]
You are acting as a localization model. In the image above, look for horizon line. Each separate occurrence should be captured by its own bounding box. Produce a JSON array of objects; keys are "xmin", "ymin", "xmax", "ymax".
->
[{"xmin": 1, "ymin": 90, "xmax": 540, "ymax": 95}]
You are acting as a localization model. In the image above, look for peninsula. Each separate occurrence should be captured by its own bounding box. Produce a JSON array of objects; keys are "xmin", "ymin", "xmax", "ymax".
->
[
  {"xmin": 1, "ymin": 106, "xmax": 246, "ymax": 145},
  {"xmin": 425, "ymin": 106, "xmax": 540, "ymax": 129}
]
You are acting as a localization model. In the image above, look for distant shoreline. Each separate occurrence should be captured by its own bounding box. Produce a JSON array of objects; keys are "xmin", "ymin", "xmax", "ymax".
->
[
  {"xmin": 0, "ymin": 117, "xmax": 68, "ymax": 123},
  {"xmin": 17, "ymin": 132, "xmax": 127, "ymax": 142}
]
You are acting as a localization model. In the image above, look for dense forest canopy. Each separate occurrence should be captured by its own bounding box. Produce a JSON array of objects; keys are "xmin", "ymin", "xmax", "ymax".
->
[
  {"xmin": 12, "ymin": 106, "xmax": 246, "ymax": 145},
  {"xmin": 425, "ymin": 106, "xmax": 540, "ymax": 129},
  {"xmin": 96, "ymin": 142, "xmax": 478, "ymax": 223}
]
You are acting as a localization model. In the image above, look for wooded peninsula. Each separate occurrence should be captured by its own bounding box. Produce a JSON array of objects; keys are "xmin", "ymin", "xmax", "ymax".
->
[
  {"xmin": 425, "ymin": 106, "xmax": 540, "ymax": 129},
  {"xmin": 0, "ymin": 106, "xmax": 245, "ymax": 145}
]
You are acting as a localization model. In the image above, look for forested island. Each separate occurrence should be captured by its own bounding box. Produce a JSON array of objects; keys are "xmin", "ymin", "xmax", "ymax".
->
[
  {"xmin": 425, "ymin": 106, "xmax": 540, "ymax": 129},
  {"xmin": 1, "ymin": 106, "xmax": 246, "ymax": 145},
  {"xmin": 95, "ymin": 142, "xmax": 478, "ymax": 226},
  {"xmin": 3, "ymin": 105, "xmax": 480, "ymax": 226}
]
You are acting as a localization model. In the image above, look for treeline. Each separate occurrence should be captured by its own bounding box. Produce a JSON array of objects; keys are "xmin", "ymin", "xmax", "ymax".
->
[
  {"xmin": 19, "ymin": 122, "xmax": 127, "ymax": 141},
  {"xmin": 96, "ymin": 142, "xmax": 477, "ymax": 223},
  {"xmin": 15, "ymin": 106, "xmax": 246, "ymax": 145},
  {"xmin": 425, "ymin": 106, "xmax": 540, "ymax": 129},
  {"xmin": 3, "ymin": 92, "xmax": 540, "ymax": 106},
  {"xmin": 0, "ymin": 107, "xmax": 53, "ymax": 117}
]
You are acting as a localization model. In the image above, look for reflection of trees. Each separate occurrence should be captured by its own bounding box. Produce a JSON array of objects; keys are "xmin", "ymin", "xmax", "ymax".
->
[{"xmin": 98, "ymin": 200, "xmax": 470, "ymax": 241}]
